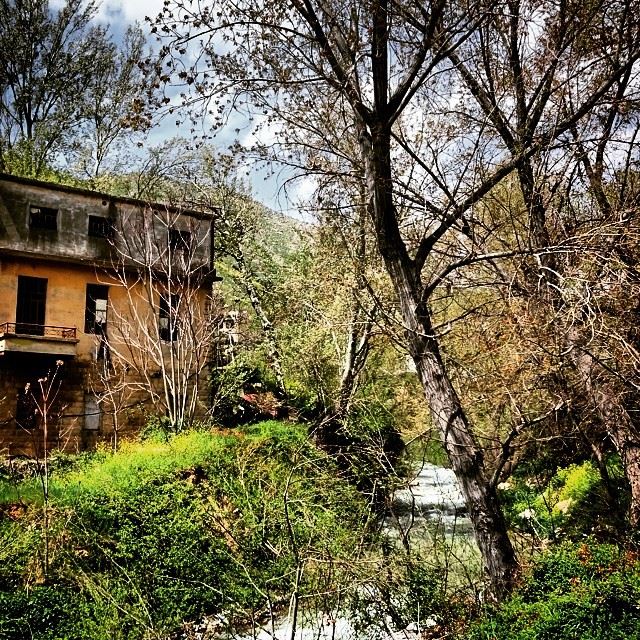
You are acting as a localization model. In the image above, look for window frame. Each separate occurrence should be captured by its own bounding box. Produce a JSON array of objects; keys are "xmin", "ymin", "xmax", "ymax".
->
[
  {"xmin": 85, "ymin": 284, "xmax": 109, "ymax": 334},
  {"xmin": 159, "ymin": 292, "xmax": 180, "ymax": 342},
  {"xmin": 84, "ymin": 393, "xmax": 101, "ymax": 431},
  {"xmin": 15, "ymin": 275, "xmax": 48, "ymax": 335},
  {"xmin": 168, "ymin": 227, "xmax": 192, "ymax": 253},
  {"xmin": 88, "ymin": 215, "xmax": 115, "ymax": 240},
  {"xmin": 29, "ymin": 205, "xmax": 58, "ymax": 232}
]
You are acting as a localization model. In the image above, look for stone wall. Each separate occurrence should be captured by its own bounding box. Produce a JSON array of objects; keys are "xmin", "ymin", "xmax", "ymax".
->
[{"xmin": 0, "ymin": 354, "xmax": 212, "ymax": 456}]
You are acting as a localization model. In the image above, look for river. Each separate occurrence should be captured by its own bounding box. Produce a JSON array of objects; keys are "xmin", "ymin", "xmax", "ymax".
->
[{"xmin": 183, "ymin": 463, "xmax": 476, "ymax": 640}]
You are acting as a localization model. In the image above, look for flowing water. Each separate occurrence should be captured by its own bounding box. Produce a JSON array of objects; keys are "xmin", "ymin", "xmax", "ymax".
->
[
  {"xmin": 386, "ymin": 462, "xmax": 474, "ymax": 541},
  {"xmin": 200, "ymin": 463, "xmax": 476, "ymax": 640}
]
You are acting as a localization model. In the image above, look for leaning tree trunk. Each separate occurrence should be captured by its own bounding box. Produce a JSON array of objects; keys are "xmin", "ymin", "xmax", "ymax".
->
[
  {"xmin": 393, "ymin": 260, "xmax": 517, "ymax": 598},
  {"xmin": 610, "ymin": 421, "xmax": 640, "ymax": 528},
  {"xmin": 361, "ymin": 123, "xmax": 517, "ymax": 598},
  {"xmin": 315, "ymin": 302, "xmax": 375, "ymax": 458}
]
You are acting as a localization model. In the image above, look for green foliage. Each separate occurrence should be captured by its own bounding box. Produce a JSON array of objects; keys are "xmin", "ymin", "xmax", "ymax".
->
[
  {"xmin": 0, "ymin": 141, "xmax": 82, "ymax": 183},
  {"xmin": 0, "ymin": 521, "xmax": 40, "ymax": 590},
  {"xmin": 140, "ymin": 413, "xmax": 179, "ymax": 440},
  {"xmin": 0, "ymin": 586, "xmax": 90, "ymax": 640},
  {"xmin": 339, "ymin": 403, "xmax": 405, "ymax": 499},
  {"xmin": 53, "ymin": 429, "xmax": 231, "ymax": 500},
  {"xmin": 406, "ymin": 436, "xmax": 449, "ymax": 469},
  {"xmin": 209, "ymin": 357, "xmax": 256, "ymax": 420},
  {"xmin": 501, "ymin": 461, "xmax": 618, "ymax": 540},
  {"xmin": 70, "ymin": 480, "xmax": 229, "ymax": 633},
  {"xmin": 0, "ymin": 423, "xmax": 371, "ymax": 639},
  {"xmin": 403, "ymin": 559, "xmax": 446, "ymax": 624},
  {"xmin": 464, "ymin": 541, "xmax": 640, "ymax": 640}
]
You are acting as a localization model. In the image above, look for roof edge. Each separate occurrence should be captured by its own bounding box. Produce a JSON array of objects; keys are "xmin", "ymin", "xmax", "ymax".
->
[{"xmin": 0, "ymin": 172, "xmax": 221, "ymax": 220}]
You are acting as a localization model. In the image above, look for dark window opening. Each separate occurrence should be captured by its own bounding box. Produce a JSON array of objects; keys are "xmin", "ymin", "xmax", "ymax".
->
[
  {"xmin": 88, "ymin": 215, "xmax": 114, "ymax": 239},
  {"xmin": 16, "ymin": 276, "xmax": 47, "ymax": 335},
  {"xmin": 169, "ymin": 228, "xmax": 192, "ymax": 252},
  {"xmin": 85, "ymin": 284, "xmax": 108, "ymax": 334},
  {"xmin": 16, "ymin": 388, "xmax": 37, "ymax": 430},
  {"xmin": 159, "ymin": 292, "xmax": 179, "ymax": 342},
  {"xmin": 29, "ymin": 205, "xmax": 58, "ymax": 231}
]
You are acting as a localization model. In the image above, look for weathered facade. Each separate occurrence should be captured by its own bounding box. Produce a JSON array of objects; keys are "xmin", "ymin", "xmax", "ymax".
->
[{"xmin": 0, "ymin": 173, "xmax": 219, "ymax": 455}]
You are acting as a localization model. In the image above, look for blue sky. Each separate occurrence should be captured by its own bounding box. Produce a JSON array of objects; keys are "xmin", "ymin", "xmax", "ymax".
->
[{"xmin": 51, "ymin": 0, "xmax": 313, "ymax": 217}]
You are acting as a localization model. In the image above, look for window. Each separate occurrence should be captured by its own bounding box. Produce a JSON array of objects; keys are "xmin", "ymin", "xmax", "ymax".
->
[
  {"xmin": 84, "ymin": 393, "xmax": 101, "ymax": 431},
  {"xmin": 29, "ymin": 205, "xmax": 58, "ymax": 231},
  {"xmin": 159, "ymin": 292, "xmax": 179, "ymax": 341},
  {"xmin": 16, "ymin": 276, "xmax": 47, "ymax": 335},
  {"xmin": 88, "ymin": 215, "xmax": 114, "ymax": 239},
  {"xmin": 169, "ymin": 228, "xmax": 191, "ymax": 252},
  {"xmin": 16, "ymin": 388, "xmax": 37, "ymax": 430},
  {"xmin": 85, "ymin": 284, "xmax": 108, "ymax": 334}
]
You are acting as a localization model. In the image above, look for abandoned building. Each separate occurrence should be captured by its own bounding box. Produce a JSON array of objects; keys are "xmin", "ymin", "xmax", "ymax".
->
[{"xmin": 0, "ymin": 173, "xmax": 221, "ymax": 455}]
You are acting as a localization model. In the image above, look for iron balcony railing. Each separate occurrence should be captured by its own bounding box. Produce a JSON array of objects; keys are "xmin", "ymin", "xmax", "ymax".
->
[{"xmin": 0, "ymin": 322, "xmax": 77, "ymax": 340}]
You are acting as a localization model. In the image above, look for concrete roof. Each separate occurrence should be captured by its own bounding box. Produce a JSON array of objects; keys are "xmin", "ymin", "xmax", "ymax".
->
[{"xmin": 0, "ymin": 172, "xmax": 221, "ymax": 221}]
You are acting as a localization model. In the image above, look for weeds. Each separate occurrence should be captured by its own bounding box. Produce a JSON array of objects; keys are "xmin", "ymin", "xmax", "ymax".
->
[{"xmin": 0, "ymin": 422, "xmax": 374, "ymax": 639}]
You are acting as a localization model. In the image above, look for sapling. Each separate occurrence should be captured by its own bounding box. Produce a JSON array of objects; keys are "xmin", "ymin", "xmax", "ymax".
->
[{"xmin": 24, "ymin": 359, "xmax": 64, "ymax": 580}]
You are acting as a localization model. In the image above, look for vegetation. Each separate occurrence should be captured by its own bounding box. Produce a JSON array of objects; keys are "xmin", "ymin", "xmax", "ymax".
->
[
  {"xmin": 2, "ymin": 0, "xmax": 640, "ymax": 637},
  {"xmin": 0, "ymin": 423, "xmax": 375, "ymax": 639},
  {"xmin": 465, "ymin": 542, "xmax": 640, "ymax": 640}
]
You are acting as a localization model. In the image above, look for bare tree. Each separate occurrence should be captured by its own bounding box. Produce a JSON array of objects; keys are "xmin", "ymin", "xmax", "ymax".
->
[
  {"xmin": 450, "ymin": 0, "xmax": 640, "ymax": 524},
  {"xmin": 94, "ymin": 202, "xmax": 220, "ymax": 431},
  {"xmin": 149, "ymin": 0, "xmax": 525, "ymax": 596},
  {"xmin": 20, "ymin": 360, "xmax": 65, "ymax": 579}
]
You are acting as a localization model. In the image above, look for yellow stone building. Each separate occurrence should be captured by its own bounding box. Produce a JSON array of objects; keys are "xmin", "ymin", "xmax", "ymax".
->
[{"xmin": 0, "ymin": 173, "xmax": 220, "ymax": 455}]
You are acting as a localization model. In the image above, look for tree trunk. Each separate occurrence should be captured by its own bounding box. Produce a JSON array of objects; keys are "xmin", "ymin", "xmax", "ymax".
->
[
  {"xmin": 571, "ymin": 334, "xmax": 640, "ymax": 527},
  {"xmin": 360, "ymin": 120, "xmax": 517, "ymax": 597},
  {"xmin": 610, "ymin": 421, "xmax": 640, "ymax": 528},
  {"xmin": 236, "ymin": 251, "xmax": 287, "ymax": 399},
  {"xmin": 315, "ymin": 303, "xmax": 374, "ymax": 454},
  {"xmin": 334, "ymin": 303, "xmax": 373, "ymax": 418},
  {"xmin": 391, "ymin": 259, "xmax": 518, "ymax": 597}
]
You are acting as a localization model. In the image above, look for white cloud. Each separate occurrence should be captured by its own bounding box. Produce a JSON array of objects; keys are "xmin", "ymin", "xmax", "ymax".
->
[{"xmin": 95, "ymin": 0, "xmax": 166, "ymax": 25}]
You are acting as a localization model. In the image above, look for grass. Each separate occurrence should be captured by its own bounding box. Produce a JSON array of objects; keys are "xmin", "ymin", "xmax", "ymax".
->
[
  {"xmin": 0, "ymin": 421, "xmax": 372, "ymax": 640},
  {"xmin": 0, "ymin": 422, "xmax": 307, "ymax": 507}
]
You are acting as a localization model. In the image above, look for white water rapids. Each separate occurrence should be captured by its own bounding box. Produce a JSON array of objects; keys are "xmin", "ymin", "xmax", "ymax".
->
[{"xmin": 195, "ymin": 463, "xmax": 476, "ymax": 640}]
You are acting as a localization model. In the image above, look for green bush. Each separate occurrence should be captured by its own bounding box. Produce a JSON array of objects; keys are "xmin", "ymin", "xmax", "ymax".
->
[
  {"xmin": 465, "ymin": 541, "xmax": 640, "ymax": 640},
  {"xmin": 500, "ymin": 461, "xmax": 621, "ymax": 540},
  {"xmin": 0, "ymin": 422, "xmax": 372, "ymax": 639},
  {"xmin": 0, "ymin": 520, "xmax": 40, "ymax": 590}
]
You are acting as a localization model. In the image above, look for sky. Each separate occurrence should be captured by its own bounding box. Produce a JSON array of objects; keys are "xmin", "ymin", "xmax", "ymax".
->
[{"xmin": 51, "ymin": 0, "xmax": 314, "ymax": 218}]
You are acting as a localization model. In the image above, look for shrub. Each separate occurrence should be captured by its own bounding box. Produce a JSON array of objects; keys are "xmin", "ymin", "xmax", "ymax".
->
[
  {"xmin": 501, "ymin": 461, "xmax": 621, "ymax": 540},
  {"xmin": 465, "ymin": 541, "xmax": 640, "ymax": 640},
  {"xmin": 0, "ymin": 422, "xmax": 372, "ymax": 639},
  {"xmin": 0, "ymin": 520, "xmax": 40, "ymax": 590}
]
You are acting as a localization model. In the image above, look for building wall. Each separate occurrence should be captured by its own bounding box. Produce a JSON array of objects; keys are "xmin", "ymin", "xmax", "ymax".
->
[
  {"xmin": 0, "ymin": 257, "xmax": 100, "ymax": 360},
  {"xmin": 0, "ymin": 174, "xmax": 214, "ymax": 268},
  {"xmin": 0, "ymin": 175, "xmax": 218, "ymax": 456},
  {"xmin": 0, "ymin": 255, "xmax": 213, "ymax": 455}
]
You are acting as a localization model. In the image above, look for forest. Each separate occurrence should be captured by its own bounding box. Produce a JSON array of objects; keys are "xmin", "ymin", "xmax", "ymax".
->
[{"xmin": 1, "ymin": 0, "xmax": 640, "ymax": 638}]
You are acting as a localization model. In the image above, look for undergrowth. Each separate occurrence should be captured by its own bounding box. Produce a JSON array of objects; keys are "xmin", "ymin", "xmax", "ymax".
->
[
  {"xmin": 0, "ymin": 421, "xmax": 373, "ymax": 640},
  {"xmin": 464, "ymin": 540, "xmax": 640, "ymax": 640}
]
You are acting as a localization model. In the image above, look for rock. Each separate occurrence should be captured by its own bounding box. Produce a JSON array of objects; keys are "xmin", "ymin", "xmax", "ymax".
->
[{"xmin": 555, "ymin": 498, "xmax": 573, "ymax": 513}]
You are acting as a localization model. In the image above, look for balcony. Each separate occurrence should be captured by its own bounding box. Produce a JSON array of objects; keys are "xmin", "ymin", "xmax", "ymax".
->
[{"xmin": 0, "ymin": 323, "xmax": 78, "ymax": 357}]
